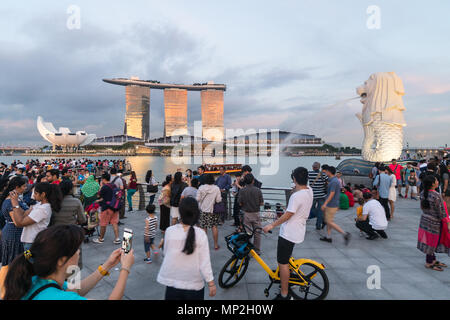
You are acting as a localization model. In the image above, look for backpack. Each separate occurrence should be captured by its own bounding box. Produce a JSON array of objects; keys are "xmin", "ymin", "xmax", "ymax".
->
[{"xmin": 106, "ymin": 177, "xmax": 124, "ymax": 211}]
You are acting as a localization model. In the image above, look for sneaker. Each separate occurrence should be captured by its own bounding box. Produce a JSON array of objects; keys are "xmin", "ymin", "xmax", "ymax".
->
[
  {"xmin": 344, "ymin": 232, "xmax": 351, "ymax": 246},
  {"xmin": 359, "ymin": 231, "xmax": 365, "ymax": 237},
  {"xmin": 113, "ymin": 238, "xmax": 121, "ymax": 245},
  {"xmin": 273, "ymin": 293, "xmax": 293, "ymax": 300},
  {"xmin": 118, "ymin": 221, "xmax": 124, "ymax": 226},
  {"xmin": 319, "ymin": 236, "xmax": 332, "ymax": 243},
  {"xmin": 366, "ymin": 234, "xmax": 379, "ymax": 240},
  {"xmin": 128, "ymin": 208, "xmax": 133, "ymax": 212},
  {"xmin": 144, "ymin": 258, "xmax": 152, "ymax": 264},
  {"xmin": 93, "ymin": 238, "xmax": 104, "ymax": 244},
  {"xmin": 376, "ymin": 230, "xmax": 388, "ymax": 239}
]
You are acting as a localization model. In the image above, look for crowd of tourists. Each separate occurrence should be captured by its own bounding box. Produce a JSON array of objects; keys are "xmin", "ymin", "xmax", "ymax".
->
[{"xmin": 0, "ymin": 154, "xmax": 449, "ymax": 300}]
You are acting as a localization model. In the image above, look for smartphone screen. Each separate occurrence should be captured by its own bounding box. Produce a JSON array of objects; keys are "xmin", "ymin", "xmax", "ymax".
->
[{"xmin": 121, "ymin": 228, "xmax": 133, "ymax": 253}]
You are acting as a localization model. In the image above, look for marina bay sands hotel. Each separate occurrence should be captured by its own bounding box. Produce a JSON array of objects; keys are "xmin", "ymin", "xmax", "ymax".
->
[{"xmin": 103, "ymin": 77, "xmax": 226, "ymax": 141}]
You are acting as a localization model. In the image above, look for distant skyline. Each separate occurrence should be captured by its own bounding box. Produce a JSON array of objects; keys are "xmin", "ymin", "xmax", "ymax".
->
[{"xmin": 0, "ymin": 0, "xmax": 449, "ymax": 147}]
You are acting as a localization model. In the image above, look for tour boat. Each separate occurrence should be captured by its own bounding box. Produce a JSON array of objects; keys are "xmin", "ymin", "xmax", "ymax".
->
[{"xmin": 204, "ymin": 163, "xmax": 242, "ymax": 175}]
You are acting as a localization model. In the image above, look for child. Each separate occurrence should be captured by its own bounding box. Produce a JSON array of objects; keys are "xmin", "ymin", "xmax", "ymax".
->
[
  {"xmin": 356, "ymin": 198, "xmax": 365, "ymax": 237},
  {"xmin": 144, "ymin": 204, "xmax": 158, "ymax": 263}
]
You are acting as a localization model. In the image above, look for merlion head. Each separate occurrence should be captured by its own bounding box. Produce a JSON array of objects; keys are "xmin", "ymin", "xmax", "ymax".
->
[{"xmin": 356, "ymin": 72, "xmax": 406, "ymax": 126}]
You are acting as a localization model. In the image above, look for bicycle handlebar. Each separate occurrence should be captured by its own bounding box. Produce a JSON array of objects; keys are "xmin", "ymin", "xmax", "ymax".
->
[{"xmin": 242, "ymin": 224, "xmax": 272, "ymax": 236}]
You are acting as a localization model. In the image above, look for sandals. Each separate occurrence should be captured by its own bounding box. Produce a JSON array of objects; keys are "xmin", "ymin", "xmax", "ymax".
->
[
  {"xmin": 434, "ymin": 261, "xmax": 448, "ymax": 268},
  {"xmin": 425, "ymin": 264, "xmax": 444, "ymax": 271}
]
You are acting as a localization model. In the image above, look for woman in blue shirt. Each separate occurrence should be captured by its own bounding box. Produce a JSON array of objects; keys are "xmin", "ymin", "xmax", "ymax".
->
[{"xmin": 3, "ymin": 224, "xmax": 135, "ymax": 300}]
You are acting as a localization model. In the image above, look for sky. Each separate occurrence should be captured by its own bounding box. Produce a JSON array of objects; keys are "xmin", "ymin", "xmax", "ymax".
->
[{"xmin": 0, "ymin": 0, "xmax": 449, "ymax": 148}]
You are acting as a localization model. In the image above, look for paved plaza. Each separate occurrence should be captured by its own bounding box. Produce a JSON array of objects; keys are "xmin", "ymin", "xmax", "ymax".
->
[{"xmin": 80, "ymin": 197, "xmax": 450, "ymax": 300}]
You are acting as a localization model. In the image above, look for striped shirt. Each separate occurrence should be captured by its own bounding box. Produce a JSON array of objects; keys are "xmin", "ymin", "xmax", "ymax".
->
[
  {"xmin": 144, "ymin": 216, "xmax": 158, "ymax": 238},
  {"xmin": 308, "ymin": 170, "xmax": 328, "ymax": 199}
]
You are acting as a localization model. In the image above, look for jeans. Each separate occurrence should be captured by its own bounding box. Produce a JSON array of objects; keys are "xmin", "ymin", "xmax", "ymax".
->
[
  {"xmin": 308, "ymin": 198, "xmax": 325, "ymax": 228},
  {"xmin": 148, "ymin": 194, "xmax": 156, "ymax": 206},
  {"xmin": 127, "ymin": 189, "xmax": 136, "ymax": 209}
]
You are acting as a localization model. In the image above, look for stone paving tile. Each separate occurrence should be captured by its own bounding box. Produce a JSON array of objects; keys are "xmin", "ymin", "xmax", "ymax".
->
[
  {"xmin": 79, "ymin": 197, "xmax": 450, "ymax": 300},
  {"xmin": 382, "ymin": 282, "xmax": 432, "ymax": 300}
]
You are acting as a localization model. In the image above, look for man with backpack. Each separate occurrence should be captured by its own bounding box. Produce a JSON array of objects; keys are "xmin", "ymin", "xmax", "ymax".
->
[
  {"xmin": 109, "ymin": 168, "xmax": 126, "ymax": 222},
  {"xmin": 93, "ymin": 173, "xmax": 121, "ymax": 245}
]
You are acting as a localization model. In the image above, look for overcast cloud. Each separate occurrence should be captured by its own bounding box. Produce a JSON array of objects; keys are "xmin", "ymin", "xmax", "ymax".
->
[{"xmin": 0, "ymin": 0, "xmax": 449, "ymax": 147}]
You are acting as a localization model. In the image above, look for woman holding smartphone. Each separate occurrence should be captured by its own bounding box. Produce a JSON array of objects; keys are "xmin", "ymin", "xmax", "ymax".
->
[
  {"xmin": 3, "ymin": 224, "xmax": 135, "ymax": 300},
  {"xmin": 157, "ymin": 197, "xmax": 216, "ymax": 300}
]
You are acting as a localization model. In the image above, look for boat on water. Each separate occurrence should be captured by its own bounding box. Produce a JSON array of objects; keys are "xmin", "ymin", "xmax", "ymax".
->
[
  {"xmin": 204, "ymin": 163, "xmax": 242, "ymax": 175},
  {"xmin": 1, "ymin": 151, "xmax": 13, "ymax": 156}
]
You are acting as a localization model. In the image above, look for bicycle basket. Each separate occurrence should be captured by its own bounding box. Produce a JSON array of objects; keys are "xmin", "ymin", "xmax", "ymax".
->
[{"xmin": 225, "ymin": 232, "xmax": 251, "ymax": 258}]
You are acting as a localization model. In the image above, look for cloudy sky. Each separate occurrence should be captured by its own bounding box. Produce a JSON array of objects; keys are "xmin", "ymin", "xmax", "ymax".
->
[{"xmin": 0, "ymin": 0, "xmax": 449, "ymax": 147}]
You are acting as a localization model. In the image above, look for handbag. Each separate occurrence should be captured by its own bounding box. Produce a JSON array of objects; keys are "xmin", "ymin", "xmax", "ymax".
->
[
  {"xmin": 147, "ymin": 185, "xmax": 158, "ymax": 193},
  {"xmin": 214, "ymin": 201, "xmax": 226, "ymax": 214}
]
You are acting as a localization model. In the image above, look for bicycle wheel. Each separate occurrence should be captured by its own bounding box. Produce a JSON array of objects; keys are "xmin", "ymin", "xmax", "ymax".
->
[
  {"xmin": 218, "ymin": 255, "xmax": 250, "ymax": 288},
  {"xmin": 288, "ymin": 262, "xmax": 329, "ymax": 300}
]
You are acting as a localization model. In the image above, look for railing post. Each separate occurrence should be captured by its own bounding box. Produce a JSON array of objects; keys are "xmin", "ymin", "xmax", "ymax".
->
[
  {"xmin": 284, "ymin": 189, "xmax": 292, "ymax": 205},
  {"xmin": 227, "ymin": 192, "xmax": 232, "ymax": 220},
  {"xmin": 137, "ymin": 184, "xmax": 146, "ymax": 211}
]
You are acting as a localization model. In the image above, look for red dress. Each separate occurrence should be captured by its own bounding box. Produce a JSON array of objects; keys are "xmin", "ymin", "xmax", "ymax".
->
[{"xmin": 345, "ymin": 191, "xmax": 355, "ymax": 207}]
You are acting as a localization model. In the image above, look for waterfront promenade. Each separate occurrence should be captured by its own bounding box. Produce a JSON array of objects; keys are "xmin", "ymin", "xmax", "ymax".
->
[{"xmin": 80, "ymin": 197, "xmax": 450, "ymax": 300}]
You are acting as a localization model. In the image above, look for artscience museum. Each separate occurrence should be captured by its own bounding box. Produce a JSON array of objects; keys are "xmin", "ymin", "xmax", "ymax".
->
[{"xmin": 37, "ymin": 116, "xmax": 96, "ymax": 150}]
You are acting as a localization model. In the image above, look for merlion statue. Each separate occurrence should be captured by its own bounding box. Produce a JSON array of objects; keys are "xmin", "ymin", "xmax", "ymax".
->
[{"xmin": 356, "ymin": 72, "xmax": 406, "ymax": 162}]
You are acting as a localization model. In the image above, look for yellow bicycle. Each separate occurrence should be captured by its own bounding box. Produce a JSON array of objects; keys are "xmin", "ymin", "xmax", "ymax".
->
[{"xmin": 218, "ymin": 226, "xmax": 329, "ymax": 300}]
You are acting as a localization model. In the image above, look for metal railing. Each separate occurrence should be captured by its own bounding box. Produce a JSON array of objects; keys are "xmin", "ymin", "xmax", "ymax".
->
[{"xmin": 127, "ymin": 183, "xmax": 292, "ymax": 219}]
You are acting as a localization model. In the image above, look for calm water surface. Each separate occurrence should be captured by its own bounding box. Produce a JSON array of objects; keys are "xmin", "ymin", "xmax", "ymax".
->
[{"xmin": 0, "ymin": 155, "xmax": 360, "ymax": 188}]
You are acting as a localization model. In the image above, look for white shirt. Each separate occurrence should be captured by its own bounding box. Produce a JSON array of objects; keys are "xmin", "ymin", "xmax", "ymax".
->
[
  {"xmin": 280, "ymin": 187, "xmax": 313, "ymax": 244},
  {"xmin": 196, "ymin": 184, "xmax": 222, "ymax": 213},
  {"xmin": 21, "ymin": 202, "xmax": 52, "ymax": 244},
  {"xmin": 362, "ymin": 199, "xmax": 388, "ymax": 230},
  {"xmin": 157, "ymin": 224, "xmax": 214, "ymax": 290}
]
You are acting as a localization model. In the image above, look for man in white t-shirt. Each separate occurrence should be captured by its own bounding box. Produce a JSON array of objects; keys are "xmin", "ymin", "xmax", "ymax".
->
[
  {"xmin": 355, "ymin": 192, "xmax": 388, "ymax": 240},
  {"xmin": 110, "ymin": 168, "xmax": 124, "ymax": 190},
  {"xmin": 263, "ymin": 167, "xmax": 313, "ymax": 300}
]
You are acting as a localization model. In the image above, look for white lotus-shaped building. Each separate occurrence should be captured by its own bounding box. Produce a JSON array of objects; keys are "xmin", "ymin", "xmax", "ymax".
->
[{"xmin": 37, "ymin": 116, "xmax": 96, "ymax": 148}]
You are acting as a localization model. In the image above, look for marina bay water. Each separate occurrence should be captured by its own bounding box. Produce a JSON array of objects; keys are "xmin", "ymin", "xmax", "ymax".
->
[{"xmin": 0, "ymin": 155, "xmax": 359, "ymax": 187}]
